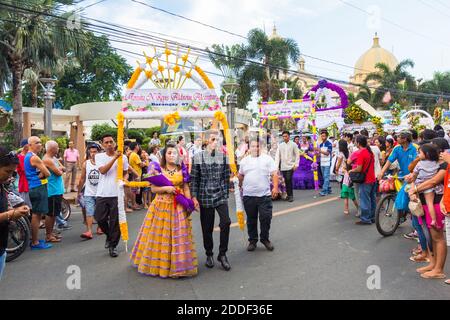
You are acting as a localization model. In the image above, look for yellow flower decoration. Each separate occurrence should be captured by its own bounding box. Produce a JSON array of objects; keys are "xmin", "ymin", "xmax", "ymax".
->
[
  {"xmin": 173, "ymin": 65, "xmax": 180, "ymax": 73},
  {"xmin": 145, "ymin": 70, "xmax": 153, "ymax": 78},
  {"xmin": 185, "ymin": 71, "xmax": 192, "ymax": 79},
  {"xmin": 163, "ymin": 112, "xmax": 181, "ymax": 126},
  {"xmin": 165, "ymin": 48, "xmax": 171, "ymax": 56},
  {"xmin": 119, "ymin": 222, "xmax": 129, "ymax": 242},
  {"xmin": 214, "ymin": 111, "xmax": 226, "ymax": 123},
  {"xmin": 182, "ymin": 54, "xmax": 189, "ymax": 62},
  {"xmin": 268, "ymin": 116, "xmax": 278, "ymax": 121},
  {"xmin": 237, "ymin": 211, "xmax": 245, "ymax": 231},
  {"xmin": 158, "ymin": 65, "xmax": 165, "ymax": 73}
]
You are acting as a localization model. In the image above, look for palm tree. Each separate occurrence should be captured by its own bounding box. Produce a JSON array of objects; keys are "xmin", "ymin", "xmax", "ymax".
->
[
  {"xmin": 246, "ymin": 28, "xmax": 300, "ymax": 101},
  {"xmin": 419, "ymin": 72, "xmax": 450, "ymax": 108},
  {"xmin": 363, "ymin": 59, "xmax": 416, "ymax": 108},
  {"xmin": 0, "ymin": 0, "xmax": 89, "ymax": 145}
]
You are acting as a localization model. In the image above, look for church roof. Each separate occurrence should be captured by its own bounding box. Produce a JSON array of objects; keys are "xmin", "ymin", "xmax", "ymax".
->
[{"xmin": 354, "ymin": 34, "xmax": 398, "ymax": 80}]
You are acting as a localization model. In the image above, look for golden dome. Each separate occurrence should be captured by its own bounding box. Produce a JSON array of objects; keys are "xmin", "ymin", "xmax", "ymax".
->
[{"xmin": 353, "ymin": 34, "xmax": 398, "ymax": 84}]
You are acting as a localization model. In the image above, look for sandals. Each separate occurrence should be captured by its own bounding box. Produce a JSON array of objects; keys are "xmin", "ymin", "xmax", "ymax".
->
[
  {"xmin": 46, "ymin": 235, "xmax": 61, "ymax": 243},
  {"xmin": 421, "ymin": 272, "xmax": 446, "ymax": 279},
  {"xmin": 409, "ymin": 255, "xmax": 430, "ymax": 263},
  {"xmin": 344, "ymin": 210, "xmax": 350, "ymax": 215},
  {"xmin": 444, "ymin": 279, "xmax": 450, "ymax": 285}
]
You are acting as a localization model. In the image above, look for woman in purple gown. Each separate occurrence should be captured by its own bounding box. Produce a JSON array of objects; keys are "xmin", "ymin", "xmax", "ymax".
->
[{"xmin": 293, "ymin": 136, "xmax": 317, "ymax": 190}]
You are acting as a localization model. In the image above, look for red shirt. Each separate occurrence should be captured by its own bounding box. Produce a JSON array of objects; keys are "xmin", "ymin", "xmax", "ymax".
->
[
  {"xmin": 356, "ymin": 148, "xmax": 376, "ymax": 184},
  {"xmin": 17, "ymin": 153, "xmax": 29, "ymax": 193},
  {"xmin": 350, "ymin": 149, "xmax": 361, "ymax": 169}
]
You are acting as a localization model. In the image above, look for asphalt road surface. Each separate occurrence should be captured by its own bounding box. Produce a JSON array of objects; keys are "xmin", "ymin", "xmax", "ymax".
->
[{"xmin": 1, "ymin": 187, "xmax": 450, "ymax": 300}]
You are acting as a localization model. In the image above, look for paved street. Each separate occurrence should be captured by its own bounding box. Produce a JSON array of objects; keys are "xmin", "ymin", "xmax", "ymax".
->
[{"xmin": 1, "ymin": 186, "xmax": 450, "ymax": 300}]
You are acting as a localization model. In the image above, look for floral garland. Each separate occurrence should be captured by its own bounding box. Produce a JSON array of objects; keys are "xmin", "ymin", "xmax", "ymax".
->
[{"xmin": 303, "ymin": 79, "xmax": 349, "ymax": 111}]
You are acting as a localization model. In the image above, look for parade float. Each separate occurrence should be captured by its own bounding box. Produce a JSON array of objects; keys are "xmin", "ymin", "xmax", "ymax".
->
[
  {"xmin": 258, "ymin": 79, "xmax": 349, "ymax": 192},
  {"xmin": 116, "ymin": 45, "xmax": 245, "ymax": 249}
]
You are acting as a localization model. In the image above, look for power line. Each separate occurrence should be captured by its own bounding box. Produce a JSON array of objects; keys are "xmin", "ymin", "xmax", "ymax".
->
[
  {"xmin": 338, "ymin": 0, "xmax": 450, "ymax": 48},
  {"xmin": 0, "ymin": 1, "xmax": 449, "ymax": 101},
  {"xmin": 130, "ymin": 0, "xmax": 248, "ymax": 40},
  {"xmin": 417, "ymin": 0, "xmax": 450, "ymax": 19}
]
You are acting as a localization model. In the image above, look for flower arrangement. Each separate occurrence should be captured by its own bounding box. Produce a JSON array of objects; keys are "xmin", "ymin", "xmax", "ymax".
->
[
  {"xmin": 371, "ymin": 116, "xmax": 384, "ymax": 135},
  {"xmin": 434, "ymin": 107, "xmax": 442, "ymax": 125},
  {"xmin": 390, "ymin": 103, "xmax": 402, "ymax": 126},
  {"xmin": 345, "ymin": 104, "xmax": 369, "ymax": 124}
]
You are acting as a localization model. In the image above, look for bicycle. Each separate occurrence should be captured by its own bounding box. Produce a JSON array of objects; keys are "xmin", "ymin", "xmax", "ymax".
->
[
  {"xmin": 375, "ymin": 175, "xmax": 409, "ymax": 237},
  {"xmin": 61, "ymin": 197, "xmax": 71, "ymax": 221}
]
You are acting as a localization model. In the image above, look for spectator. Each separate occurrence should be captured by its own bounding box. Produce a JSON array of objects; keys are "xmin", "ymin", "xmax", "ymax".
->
[
  {"xmin": 17, "ymin": 138, "xmax": 32, "ymax": 208},
  {"xmin": 0, "ymin": 147, "xmax": 30, "ymax": 281},
  {"xmin": 25, "ymin": 136, "xmax": 52, "ymax": 250},
  {"xmin": 275, "ymin": 131, "xmax": 300, "ymax": 202},
  {"xmin": 42, "ymin": 140, "xmax": 67, "ymax": 243},
  {"xmin": 128, "ymin": 142, "xmax": 145, "ymax": 210},
  {"xmin": 95, "ymin": 134, "xmax": 129, "ymax": 258},
  {"xmin": 239, "ymin": 138, "xmax": 278, "ymax": 252},
  {"xmin": 410, "ymin": 138, "xmax": 449, "ymax": 279},
  {"xmin": 148, "ymin": 145, "xmax": 160, "ymax": 163},
  {"xmin": 335, "ymin": 140, "xmax": 359, "ymax": 215},
  {"xmin": 349, "ymin": 135, "xmax": 377, "ymax": 225},
  {"xmin": 316, "ymin": 130, "xmax": 333, "ymax": 197},
  {"xmin": 177, "ymin": 136, "xmax": 189, "ymax": 167},
  {"xmin": 63, "ymin": 141, "xmax": 80, "ymax": 193},
  {"xmin": 150, "ymin": 132, "xmax": 161, "ymax": 147},
  {"xmin": 78, "ymin": 144, "xmax": 102, "ymax": 240}
]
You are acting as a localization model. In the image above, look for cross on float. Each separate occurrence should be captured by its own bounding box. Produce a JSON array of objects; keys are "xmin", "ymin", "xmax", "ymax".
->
[{"xmin": 280, "ymin": 82, "xmax": 292, "ymax": 101}]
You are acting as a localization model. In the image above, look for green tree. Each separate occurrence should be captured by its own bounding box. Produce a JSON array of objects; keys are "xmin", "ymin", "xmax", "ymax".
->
[
  {"xmin": 208, "ymin": 43, "xmax": 260, "ymax": 109},
  {"xmin": 90, "ymin": 123, "xmax": 117, "ymax": 141},
  {"xmin": 0, "ymin": 0, "xmax": 90, "ymax": 146},
  {"xmin": 246, "ymin": 28, "xmax": 300, "ymax": 101},
  {"xmin": 55, "ymin": 34, "xmax": 132, "ymax": 109},
  {"xmin": 418, "ymin": 71, "xmax": 450, "ymax": 111},
  {"xmin": 364, "ymin": 59, "xmax": 416, "ymax": 108}
]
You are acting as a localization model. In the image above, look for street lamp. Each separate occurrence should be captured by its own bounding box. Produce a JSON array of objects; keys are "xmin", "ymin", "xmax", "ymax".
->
[
  {"xmin": 222, "ymin": 78, "xmax": 239, "ymax": 131},
  {"xmin": 39, "ymin": 77, "xmax": 57, "ymax": 137}
]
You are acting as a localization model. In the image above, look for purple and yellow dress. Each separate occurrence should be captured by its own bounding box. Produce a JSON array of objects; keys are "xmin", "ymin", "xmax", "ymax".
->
[
  {"xmin": 130, "ymin": 169, "xmax": 198, "ymax": 278},
  {"xmin": 293, "ymin": 143, "xmax": 316, "ymax": 190}
]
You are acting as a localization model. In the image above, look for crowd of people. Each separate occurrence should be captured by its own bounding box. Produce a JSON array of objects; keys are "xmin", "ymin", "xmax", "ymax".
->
[{"xmin": 2, "ymin": 125, "xmax": 450, "ymax": 283}]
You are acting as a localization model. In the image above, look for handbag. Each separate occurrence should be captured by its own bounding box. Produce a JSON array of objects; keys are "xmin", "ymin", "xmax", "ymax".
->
[
  {"xmin": 408, "ymin": 185, "xmax": 425, "ymax": 217},
  {"xmin": 349, "ymin": 155, "xmax": 373, "ymax": 184}
]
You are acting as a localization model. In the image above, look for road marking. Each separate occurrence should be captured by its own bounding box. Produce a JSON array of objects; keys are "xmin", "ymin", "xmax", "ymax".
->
[{"xmin": 214, "ymin": 196, "xmax": 339, "ymax": 231}]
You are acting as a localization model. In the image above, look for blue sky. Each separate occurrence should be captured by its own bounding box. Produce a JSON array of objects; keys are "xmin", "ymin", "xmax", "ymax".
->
[{"xmin": 79, "ymin": 0, "xmax": 449, "ymax": 99}]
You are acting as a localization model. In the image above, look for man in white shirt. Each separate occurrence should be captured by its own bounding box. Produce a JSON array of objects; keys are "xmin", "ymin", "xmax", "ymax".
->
[
  {"xmin": 239, "ymin": 139, "xmax": 278, "ymax": 252},
  {"xmin": 275, "ymin": 131, "xmax": 300, "ymax": 202},
  {"xmin": 94, "ymin": 134, "xmax": 129, "ymax": 258}
]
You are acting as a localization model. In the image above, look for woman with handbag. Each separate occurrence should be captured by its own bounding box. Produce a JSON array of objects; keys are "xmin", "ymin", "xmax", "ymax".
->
[
  {"xmin": 407, "ymin": 138, "xmax": 449, "ymax": 280},
  {"xmin": 336, "ymin": 140, "xmax": 359, "ymax": 215},
  {"xmin": 348, "ymin": 135, "xmax": 377, "ymax": 225}
]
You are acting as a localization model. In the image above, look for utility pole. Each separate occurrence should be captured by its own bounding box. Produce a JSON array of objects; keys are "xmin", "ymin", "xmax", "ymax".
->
[{"xmin": 40, "ymin": 78, "xmax": 57, "ymax": 137}]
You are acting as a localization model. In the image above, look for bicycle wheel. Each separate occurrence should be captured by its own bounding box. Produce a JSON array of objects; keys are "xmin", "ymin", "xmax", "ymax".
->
[
  {"xmin": 375, "ymin": 193, "xmax": 400, "ymax": 237},
  {"xmin": 6, "ymin": 217, "xmax": 30, "ymax": 262},
  {"xmin": 61, "ymin": 198, "xmax": 71, "ymax": 221}
]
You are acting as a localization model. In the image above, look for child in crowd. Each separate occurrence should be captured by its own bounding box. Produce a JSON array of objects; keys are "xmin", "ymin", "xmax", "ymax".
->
[{"xmin": 409, "ymin": 144, "xmax": 441, "ymax": 227}]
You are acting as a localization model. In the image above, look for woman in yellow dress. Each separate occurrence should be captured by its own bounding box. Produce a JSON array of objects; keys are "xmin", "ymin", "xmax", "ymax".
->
[{"xmin": 130, "ymin": 143, "xmax": 198, "ymax": 278}]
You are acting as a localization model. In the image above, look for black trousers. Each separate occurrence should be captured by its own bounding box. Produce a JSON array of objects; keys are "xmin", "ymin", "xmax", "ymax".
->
[
  {"xmin": 94, "ymin": 197, "xmax": 120, "ymax": 248},
  {"xmin": 243, "ymin": 196, "xmax": 273, "ymax": 243},
  {"xmin": 281, "ymin": 169, "xmax": 294, "ymax": 198},
  {"xmin": 200, "ymin": 204, "xmax": 231, "ymax": 257}
]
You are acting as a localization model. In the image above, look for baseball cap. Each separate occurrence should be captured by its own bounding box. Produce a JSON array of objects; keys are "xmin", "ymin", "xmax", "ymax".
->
[{"xmin": 20, "ymin": 138, "xmax": 29, "ymax": 148}]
